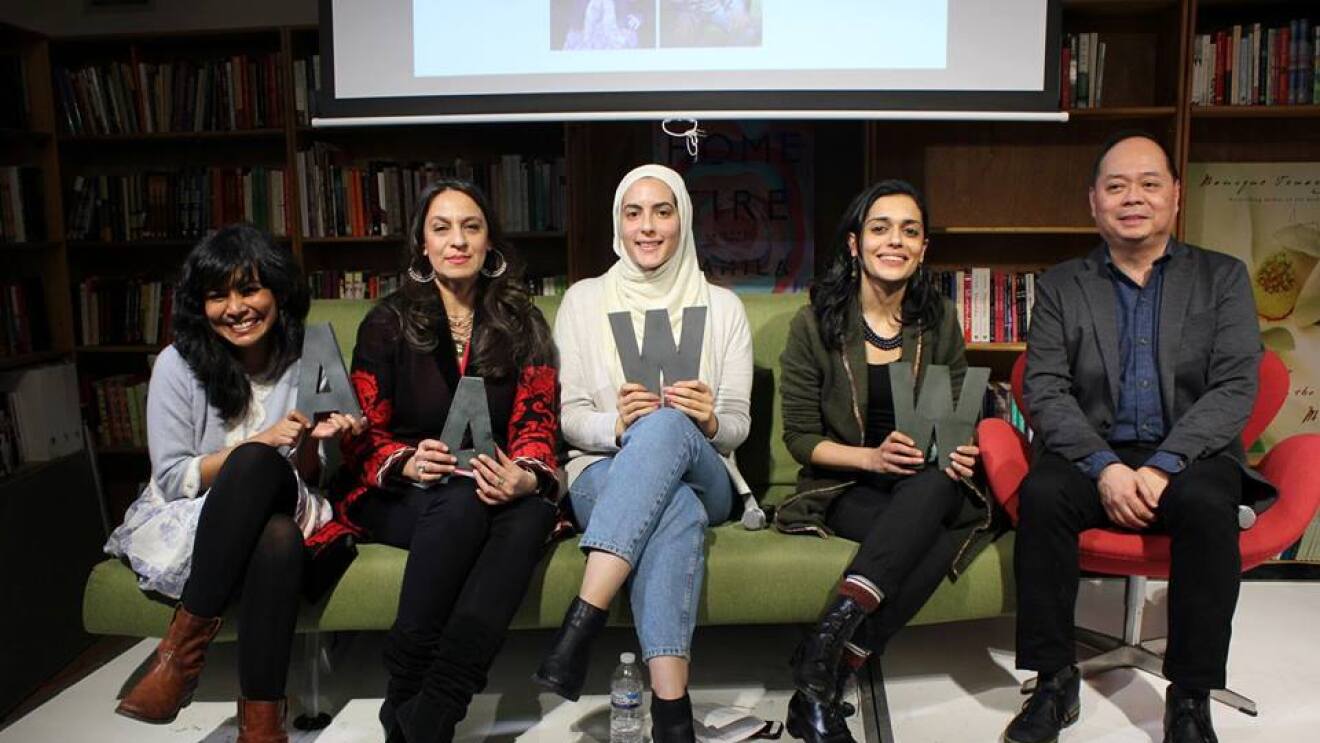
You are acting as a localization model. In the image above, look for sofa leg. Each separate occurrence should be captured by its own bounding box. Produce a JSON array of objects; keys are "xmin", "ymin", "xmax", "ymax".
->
[
  {"xmin": 857, "ymin": 654, "xmax": 895, "ymax": 743},
  {"xmin": 1019, "ymin": 576, "xmax": 1258, "ymax": 717},
  {"xmin": 293, "ymin": 632, "xmax": 333, "ymax": 730}
]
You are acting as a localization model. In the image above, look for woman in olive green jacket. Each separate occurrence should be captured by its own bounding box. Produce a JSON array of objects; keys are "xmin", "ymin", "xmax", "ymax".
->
[{"xmin": 776, "ymin": 180, "xmax": 998, "ymax": 743}]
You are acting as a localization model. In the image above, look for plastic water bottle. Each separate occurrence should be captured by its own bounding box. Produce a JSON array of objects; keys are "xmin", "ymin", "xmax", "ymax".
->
[{"xmin": 609, "ymin": 652, "xmax": 644, "ymax": 743}]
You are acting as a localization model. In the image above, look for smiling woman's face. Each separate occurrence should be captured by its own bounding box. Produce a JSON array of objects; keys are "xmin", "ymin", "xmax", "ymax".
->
[
  {"xmin": 204, "ymin": 270, "xmax": 279, "ymax": 351},
  {"xmin": 620, "ymin": 177, "xmax": 681, "ymax": 271}
]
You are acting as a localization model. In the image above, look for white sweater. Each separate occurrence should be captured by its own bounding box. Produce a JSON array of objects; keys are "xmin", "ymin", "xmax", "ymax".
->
[{"xmin": 553, "ymin": 276, "xmax": 754, "ymax": 495}]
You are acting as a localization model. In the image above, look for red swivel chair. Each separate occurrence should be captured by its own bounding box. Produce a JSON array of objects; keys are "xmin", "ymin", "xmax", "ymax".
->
[{"xmin": 977, "ymin": 349, "xmax": 1320, "ymax": 716}]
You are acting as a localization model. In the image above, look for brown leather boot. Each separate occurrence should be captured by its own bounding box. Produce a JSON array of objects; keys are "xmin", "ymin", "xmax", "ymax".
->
[
  {"xmin": 115, "ymin": 605, "xmax": 222, "ymax": 723},
  {"xmin": 237, "ymin": 698, "xmax": 288, "ymax": 743}
]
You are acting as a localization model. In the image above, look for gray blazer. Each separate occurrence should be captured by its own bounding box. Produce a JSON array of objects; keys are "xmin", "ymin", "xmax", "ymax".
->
[{"xmin": 1024, "ymin": 240, "xmax": 1274, "ymax": 507}]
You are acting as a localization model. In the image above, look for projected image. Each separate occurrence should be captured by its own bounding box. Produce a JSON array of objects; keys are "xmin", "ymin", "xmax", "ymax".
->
[
  {"xmin": 551, "ymin": 0, "xmax": 656, "ymax": 50},
  {"xmin": 660, "ymin": 0, "xmax": 763, "ymax": 48}
]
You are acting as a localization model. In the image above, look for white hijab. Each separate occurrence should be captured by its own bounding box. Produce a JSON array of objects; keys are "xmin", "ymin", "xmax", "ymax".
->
[{"xmin": 600, "ymin": 164, "xmax": 714, "ymax": 391}]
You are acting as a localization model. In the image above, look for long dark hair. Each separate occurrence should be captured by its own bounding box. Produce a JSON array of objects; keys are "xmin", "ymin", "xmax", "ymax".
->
[
  {"xmin": 173, "ymin": 223, "xmax": 310, "ymax": 423},
  {"xmin": 810, "ymin": 179, "xmax": 944, "ymax": 350},
  {"xmin": 384, "ymin": 178, "xmax": 555, "ymax": 377}
]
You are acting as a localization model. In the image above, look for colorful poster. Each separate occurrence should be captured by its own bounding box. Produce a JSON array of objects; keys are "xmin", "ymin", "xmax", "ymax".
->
[
  {"xmin": 655, "ymin": 121, "xmax": 813, "ymax": 292},
  {"xmin": 1183, "ymin": 162, "xmax": 1320, "ymax": 449}
]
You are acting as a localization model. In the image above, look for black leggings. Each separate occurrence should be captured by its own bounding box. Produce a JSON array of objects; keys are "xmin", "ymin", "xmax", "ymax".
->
[
  {"xmin": 825, "ymin": 467, "xmax": 966, "ymax": 655},
  {"xmin": 354, "ymin": 479, "xmax": 557, "ymax": 721},
  {"xmin": 180, "ymin": 442, "xmax": 305, "ymax": 701}
]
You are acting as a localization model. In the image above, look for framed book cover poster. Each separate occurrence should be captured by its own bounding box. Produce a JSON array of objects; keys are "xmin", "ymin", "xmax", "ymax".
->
[
  {"xmin": 1184, "ymin": 161, "xmax": 1320, "ymax": 450},
  {"xmin": 655, "ymin": 120, "xmax": 813, "ymax": 292}
]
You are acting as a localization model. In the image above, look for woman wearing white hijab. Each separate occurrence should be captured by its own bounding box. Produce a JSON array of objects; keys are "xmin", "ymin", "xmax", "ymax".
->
[{"xmin": 534, "ymin": 164, "xmax": 753, "ymax": 742}]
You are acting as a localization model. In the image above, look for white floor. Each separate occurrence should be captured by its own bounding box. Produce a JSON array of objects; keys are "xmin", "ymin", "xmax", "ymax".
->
[{"xmin": 4, "ymin": 580, "xmax": 1319, "ymax": 742}]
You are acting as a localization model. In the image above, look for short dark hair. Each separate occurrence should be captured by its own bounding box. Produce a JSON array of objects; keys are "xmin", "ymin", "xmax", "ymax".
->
[
  {"xmin": 1091, "ymin": 129, "xmax": 1179, "ymax": 185},
  {"xmin": 173, "ymin": 223, "xmax": 310, "ymax": 423}
]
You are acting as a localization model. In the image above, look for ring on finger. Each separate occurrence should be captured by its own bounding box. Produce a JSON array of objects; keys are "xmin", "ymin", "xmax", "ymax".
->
[
  {"xmin": 419, "ymin": 461, "xmax": 427, "ymax": 475},
  {"xmin": 494, "ymin": 475, "xmax": 504, "ymax": 487}
]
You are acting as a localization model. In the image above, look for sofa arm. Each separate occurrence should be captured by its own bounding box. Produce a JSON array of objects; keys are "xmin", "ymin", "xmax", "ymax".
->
[{"xmin": 977, "ymin": 418, "xmax": 1031, "ymax": 524}]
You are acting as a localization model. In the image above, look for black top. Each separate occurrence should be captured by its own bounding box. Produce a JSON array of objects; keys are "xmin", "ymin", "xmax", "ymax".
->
[{"xmin": 865, "ymin": 362, "xmax": 896, "ymax": 447}]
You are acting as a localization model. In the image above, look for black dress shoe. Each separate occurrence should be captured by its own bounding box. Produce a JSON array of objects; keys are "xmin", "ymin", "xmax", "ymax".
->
[
  {"xmin": 1002, "ymin": 665, "xmax": 1080, "ymax": 743},
  {"xmin": 785, "ymin": 690, "xmax": 857, "ymax": 743},
  {"xmin": 531, "ymin": 597, "xmax": 608, "ymax": 701},
  {"xmin": 1164, "ymin": 687, "xmax": 1218, "ymax": 743},
  {"xmin": 793, "ymin": 596, "xmax": 868, "ymax": 703}
]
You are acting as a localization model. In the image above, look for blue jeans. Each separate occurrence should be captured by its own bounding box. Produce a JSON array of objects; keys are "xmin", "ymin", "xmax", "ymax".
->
[{"xmin": 570, "ymin": 407, "xmax": 734, "ymax": 661}]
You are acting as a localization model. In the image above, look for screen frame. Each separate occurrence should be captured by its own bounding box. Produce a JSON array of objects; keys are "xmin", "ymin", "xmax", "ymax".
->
[{"xmin": 315, "ymin": 0, "xmax": 1063, "ymax": 123}]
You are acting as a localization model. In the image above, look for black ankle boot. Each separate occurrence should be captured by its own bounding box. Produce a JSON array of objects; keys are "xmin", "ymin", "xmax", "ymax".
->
[
  {"xmin": 532, "ymin": 597, "xmax": 609, "ymax": 701},
  {"xmin": 785, "ymin": 690, "xmax": 856, "ymax": 743},
  {"xmin": 1003, "ymin": 665, "xmax": 1080, "ymax": 743},
  {"xmin": 785, "ymin": 657, "xmax": 858, "ymax": 743},
  {"xmin": 793, "ymin": 596, "xmax": 868, "ymax": 703},
  {"xmin": 651, "ymin": 693, "xmax": 696, "ymax": 743},
  {"xmin": 394, "ymin": 693, "xmax": 460, "ymax": 743},
  {"xmin": 380, "ymin": 627, "xmax": 431, "ymax": 742}
]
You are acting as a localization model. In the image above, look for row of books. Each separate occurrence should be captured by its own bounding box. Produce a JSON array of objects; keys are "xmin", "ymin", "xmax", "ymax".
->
[
  {"xmin": 54, "ymin": 52, "xmax": 287, "ymax": 136},
  {"xmin": 90, "ymin": 373, "xmax": 148, "ymax": 450},
  {"xmin": 1191, "ymin": 19, "xmax": 1318, "ymax": 106},
  {"xmin": 295, "ymin": 145, "xmax": 568, "ymax": 238},
  {"xmin": 0, "ymin": 53, "xmax": 28, "ymax": 130},
  {"xmin": 66, "ymin": 168, "xmax": 289, "ymax": 241},
  {"xmin": 308, "ymin": 270, "xmax": 402, "ymax": 300},
  {"xmin": 77, "ymin": 278, "xmax": 172, "ymax": 347},
  {"xmin": 527, "ymin": 274, "xmax": 569, "ymax": 297},
  {"xmin": 984, "ymin": 380, "xmax": 1029, "ymax": 439},
  {"xmin": 0, "ymin": 167, "xmax": 45, "ymax": 243},
  {"xmin": 931, "ymin": 269, "xmax": 1037, "ymax": 344},
  {"xmin": 1060, "ymin": 32, "xmax": 1106, "ymax": 109},
  {"xmin": 1, "ymin": 277, "xmax": 51, "ymax": 357},
  {"xmin": 291, "ymin": 55, "xmax": 320, "ymax": 127}
]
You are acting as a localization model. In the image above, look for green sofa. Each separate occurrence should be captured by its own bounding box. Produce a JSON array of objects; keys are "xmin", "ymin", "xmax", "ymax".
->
[{"xmin": 82, "ymin": 294, "xmax": 1014, "ymax": 705}]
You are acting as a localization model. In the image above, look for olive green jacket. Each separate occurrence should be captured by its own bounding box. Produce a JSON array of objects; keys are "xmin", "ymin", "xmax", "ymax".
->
[{"xmin": 773, "ymin": 297, "xmax": 1003, "ymax": 578}]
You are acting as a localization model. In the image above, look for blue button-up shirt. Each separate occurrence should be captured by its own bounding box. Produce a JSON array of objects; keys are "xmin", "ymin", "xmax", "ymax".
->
[{"xmin": 1078, "ymin": 246, "xmax": 1186, "ymax": 479}]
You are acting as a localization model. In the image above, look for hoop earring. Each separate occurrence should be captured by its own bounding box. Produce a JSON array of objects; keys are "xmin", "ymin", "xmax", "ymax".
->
[
  {"xmin": 481, "ymin": 249, "xmax": 508, "ymax": 278},
  {"xmin": 408, "ymin": 254, "xmax": 435, "ymax": 283}
]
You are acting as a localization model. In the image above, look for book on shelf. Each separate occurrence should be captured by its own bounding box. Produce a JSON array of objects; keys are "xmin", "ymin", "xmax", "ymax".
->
[
  {"xmin": 0, "ymin": 52, "xmax": 29, "ymax": 130},
  {"xmin": 54, "ymin": 51, "xmax": 285, "ymax": 136},
  {"xmin": 0, "ymin": 276, "xmax": 51, "ymax": 357},
  {"xmin": 308, "ymin": 270, "xmax": 401, "ymax": 300},
  {"xmin": 0, "ymin": 362, "xmax": 83, "ymax": 468},
  {"xmin": 930, "ymin": 268, "xmax": 1037, "ymax": 344},
  {"xmin": 1060, "ymin": 33, "xmax": 1105, "ymax": 109},
  {"xmin": 296, "ymin": 143, "xmax": 567, "ymax": 238},
  {"xmin": 0, "ymin": 166, "xmax": 45, "ymax": 243},
  {"xmin": 1192, "ymin": 16, "xmax": 1316, "ymax": 106},
  {"xmin": 984, "ymin": 380, "xmax": 1030, "ymax": 439},
  {"xmin": 292, "ymin": 53, "xmax": 320, "ymax": 126},
  {"xmin": 88, "ymin": 373, "xmax": 148, "ymax": 450},
  {"xmin": 77, "ymin": 277, "xmax": 171, "ymax": 347},
  {"xmin": 66, "ymin": 167, "xmax": 288, "ymax": 241},
  {"xmin": 525, "ymin": 274, "xmax": 568, "ymax": 297}
]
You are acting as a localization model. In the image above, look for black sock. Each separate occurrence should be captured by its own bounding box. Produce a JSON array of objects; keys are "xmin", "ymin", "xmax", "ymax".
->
[
  {"xmin": 1042, "ymin": 665, "xmax": 1077, "ymax": 684},
  {"xmin": 651, "ymin": 693, "xmax": 693, "ymax": 726}
]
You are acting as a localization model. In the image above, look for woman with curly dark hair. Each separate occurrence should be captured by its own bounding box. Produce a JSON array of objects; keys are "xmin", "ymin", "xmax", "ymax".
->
[
  {"xmin": 105, "ymin": 223, "xmax": 364, "ymax": 742},
  {"xmin": 775, "ymin": 180, "xmax": 995, "ymax": 742},
  {"xmin": 332, "ymin": 178, "xmax": 560, "ymax": 742}
]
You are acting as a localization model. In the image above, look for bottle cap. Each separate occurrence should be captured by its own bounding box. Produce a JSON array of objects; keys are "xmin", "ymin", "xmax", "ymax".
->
[{"xmin": 621, "ymin": 652, "xmax": 636, "ymax": 664}]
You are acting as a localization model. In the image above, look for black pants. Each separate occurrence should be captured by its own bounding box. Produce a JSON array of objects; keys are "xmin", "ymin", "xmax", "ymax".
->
[
  {"xmin": 180, "ymin": 442, "xmax": 305, "ymax": 701},
  {"xmin": 826, "ymin": 467, "xmax": 966, "ymax": 654},
  {"xmin": 354, "ymin": 478, "xmax": 556, "ymax": 724},
  {"xmin": 1014, "ymin": 446, "xmax": 1242, "ymax": 691}
]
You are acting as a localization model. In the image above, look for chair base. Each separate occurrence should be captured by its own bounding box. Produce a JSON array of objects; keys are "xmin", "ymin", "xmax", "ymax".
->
[{"xmin": 1020, "ymin": 626, "xmax": 1258, "ymax": 717}]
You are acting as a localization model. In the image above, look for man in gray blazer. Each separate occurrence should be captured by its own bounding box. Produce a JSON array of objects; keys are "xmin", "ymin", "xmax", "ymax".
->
[{"xmin": 1002, "ymin": 133, "xmax": 1269, "ymax": 743}]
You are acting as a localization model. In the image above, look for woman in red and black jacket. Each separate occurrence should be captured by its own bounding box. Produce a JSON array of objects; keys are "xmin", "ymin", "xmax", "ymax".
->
[{"xmin": 333, "ymin": 178, "xmax": 559, "ymax": 743}]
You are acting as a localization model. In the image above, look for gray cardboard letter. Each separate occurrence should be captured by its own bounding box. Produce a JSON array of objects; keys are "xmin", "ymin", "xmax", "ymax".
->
[{"xmin": 297, "ymin": 323, "xmax": 363, "ymax": 420}]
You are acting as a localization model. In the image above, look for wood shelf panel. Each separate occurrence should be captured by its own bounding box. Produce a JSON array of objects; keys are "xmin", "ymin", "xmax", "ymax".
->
[
  {"xmin": 75, "ymin": 345, "xmax": 163, "ymax": 354},
  {"xmin": 1191, "ymin": 105, "xmax": 1320, "ymax": 120},
  {"xmin": 0, "ymin": 350, "xmax": 68, "ymax": 371},
  {"xmin": 58, "ymin": 129, "xmax": 287, "ymax": 143}
]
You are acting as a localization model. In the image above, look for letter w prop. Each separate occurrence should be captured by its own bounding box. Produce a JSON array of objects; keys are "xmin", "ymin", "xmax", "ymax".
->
[
  {"xmin": 297, "ymin": 323, "xmax": 363, "ymax": 420},
  {"xmin": 608, "ymin": 307, "xmax": 707, "ymax": 394},
  {"xmin": 889, "ymin": 363, "xmax": 991, "ymax": 471},
  {"xmin": 439, "ymin": 376, "xmax": 496, "ymax": 475}
]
